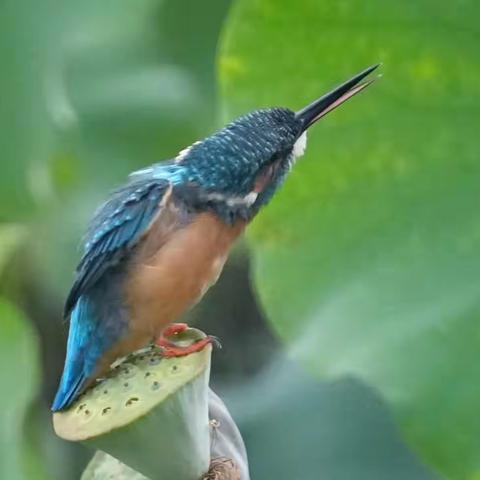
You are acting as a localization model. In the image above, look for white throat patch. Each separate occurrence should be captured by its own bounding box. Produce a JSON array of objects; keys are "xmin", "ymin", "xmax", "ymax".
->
[{"xmin": 292, "ymin": 131, "xmax": 307, "ymax": 159}]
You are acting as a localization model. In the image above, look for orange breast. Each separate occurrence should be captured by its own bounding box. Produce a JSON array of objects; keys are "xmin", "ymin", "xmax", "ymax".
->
[{"xmin": 124, "ymin": 211, "xmax": 245, "ymax": 340}]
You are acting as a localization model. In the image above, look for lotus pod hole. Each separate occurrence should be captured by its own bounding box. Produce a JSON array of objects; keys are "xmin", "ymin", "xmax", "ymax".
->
[{"xmin": 53, "ymin": 327, "xmax": 211, "ymax": 442}]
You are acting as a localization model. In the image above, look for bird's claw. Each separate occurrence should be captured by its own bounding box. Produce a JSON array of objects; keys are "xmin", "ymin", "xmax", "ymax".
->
[
  {"xmin": 207, "ymin": 335, "xmax": 222, "ymax": 349},
  {"xmin": 157, "ymin": 335, "xmax": 218, "ymax": 358},
  {"xmin": 161, "ymin": 322, "xmax": 188, "ymax": 338},
  {"xmin": 155, "ymin": 323, "xmax": 220, "ymax": 357}
]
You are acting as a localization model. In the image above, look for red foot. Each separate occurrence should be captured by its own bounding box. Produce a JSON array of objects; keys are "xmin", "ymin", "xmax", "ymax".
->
[
  {"xmin": 155, "ymin": 323, "xmax": 218, "ymax": 357},
  {"xmin": 156, "ymin": 323, "xmax": 189, "ymax": 350},
  {"xmin": 158, "ymin": 336, "xmax": 215, "ymax": 358},
  {"xmin": 162, "ymin": 323, "xmax": 188, "ymax": 338}
]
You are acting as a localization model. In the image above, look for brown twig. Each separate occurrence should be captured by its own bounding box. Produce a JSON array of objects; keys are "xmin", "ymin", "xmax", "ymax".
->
[{"xmin": 202, "ymin": 458, "xmax": 240, "ymax": 480}]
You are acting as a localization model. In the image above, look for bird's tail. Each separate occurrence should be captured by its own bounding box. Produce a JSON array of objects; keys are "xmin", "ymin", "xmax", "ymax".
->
[{"xmin": 51, "ymin": 297, "xmax": 95, "ymax": 411}]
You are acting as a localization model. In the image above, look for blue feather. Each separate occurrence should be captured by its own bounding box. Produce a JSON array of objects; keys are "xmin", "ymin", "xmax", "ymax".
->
[
  {"xmin": 52, "ymin": 273, "xmax": 130, "ymax": 411},
  {"xmin": 52, "ymin": 297, "xmax": 101, "ymax": 411},
  {"xmin": 64, "ymin": 178, "xmax": 171, "ymax": 316}
]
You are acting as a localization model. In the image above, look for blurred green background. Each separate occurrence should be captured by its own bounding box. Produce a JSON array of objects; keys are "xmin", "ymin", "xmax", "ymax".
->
[{"xmin": 0, "ymin": 0, "xmax": 477, "ymax": 478}]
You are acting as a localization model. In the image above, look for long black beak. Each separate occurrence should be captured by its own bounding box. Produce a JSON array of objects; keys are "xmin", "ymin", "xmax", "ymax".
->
[{"xmin": 295, "ymin": 64, "xmax": 380, "ymax": 131}]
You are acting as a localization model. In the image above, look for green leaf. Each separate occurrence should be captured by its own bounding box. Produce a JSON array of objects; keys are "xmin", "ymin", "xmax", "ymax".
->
[
  {"xmin": 0, "ymin": 0, "xmax": 231, "ymax": 220},
  {"xmin": 0, "ymin": 298, "xmax": 45, "ymax": 480},
  {"xmin": 220, "ymin": 1, "xmax": 479, "ymax": 478},
  {"xmin": 230, "ymin": 359, "xmax": 436, "ymax": 480},
  {"xmin": 0, "ymin": 225, "xmax": 25, "ymax": 275}
]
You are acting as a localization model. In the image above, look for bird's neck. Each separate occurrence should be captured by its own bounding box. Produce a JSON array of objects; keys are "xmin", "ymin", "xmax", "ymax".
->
[{"xmin": 173, "ymin": 183, "xmax": 260, "ymax": 225}]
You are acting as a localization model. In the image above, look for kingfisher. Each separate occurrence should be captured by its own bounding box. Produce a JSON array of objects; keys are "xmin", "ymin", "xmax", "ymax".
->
[{"xmin": 52, "ymin": 64, "xmax": 379, "ymax": 411}]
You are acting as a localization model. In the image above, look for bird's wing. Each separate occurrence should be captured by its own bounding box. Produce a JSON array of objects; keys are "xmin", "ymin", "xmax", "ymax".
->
[{"xmin": 64, "ymin": 177, "xmax": 172, "ymax": 316}]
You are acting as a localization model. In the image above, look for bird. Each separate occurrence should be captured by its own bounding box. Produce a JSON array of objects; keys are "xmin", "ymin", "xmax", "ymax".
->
[{"xmin": 51, "ymin": 64, "xmax": 380, "ymax": 411}]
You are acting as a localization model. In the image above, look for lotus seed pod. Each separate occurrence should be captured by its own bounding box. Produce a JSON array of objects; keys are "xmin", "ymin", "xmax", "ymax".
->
[
  {"xmin": 81, "ymin": 389, "xmax": 251, "ymax": 480},
  {"xmin": 54, "ymin": 328, "xmax": 211, "ymax": 480}
]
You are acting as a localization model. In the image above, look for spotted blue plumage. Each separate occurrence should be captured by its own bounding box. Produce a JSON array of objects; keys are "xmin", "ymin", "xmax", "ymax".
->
[
  {"xmin": 64, "ymin": 178, "xmax": 174, "ymax": 315},
  {"xmin": 180, "ymin": 108, "xmax": 301, "ymax": 194},
  {"xmin": 52, "ymin": 176, "xmax": 173, "ymax": 411}
]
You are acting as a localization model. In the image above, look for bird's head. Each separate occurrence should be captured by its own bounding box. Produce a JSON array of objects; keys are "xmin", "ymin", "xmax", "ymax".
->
[{"xmin": 149, "ymin": 64, "xmax": 380, "ymax": 223}]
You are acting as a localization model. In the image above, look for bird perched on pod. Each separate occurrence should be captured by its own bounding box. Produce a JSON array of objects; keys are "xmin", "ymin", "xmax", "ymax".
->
[{"xmin": 52, "ymin": 64, "xmax": 380, "ymax": 412}]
